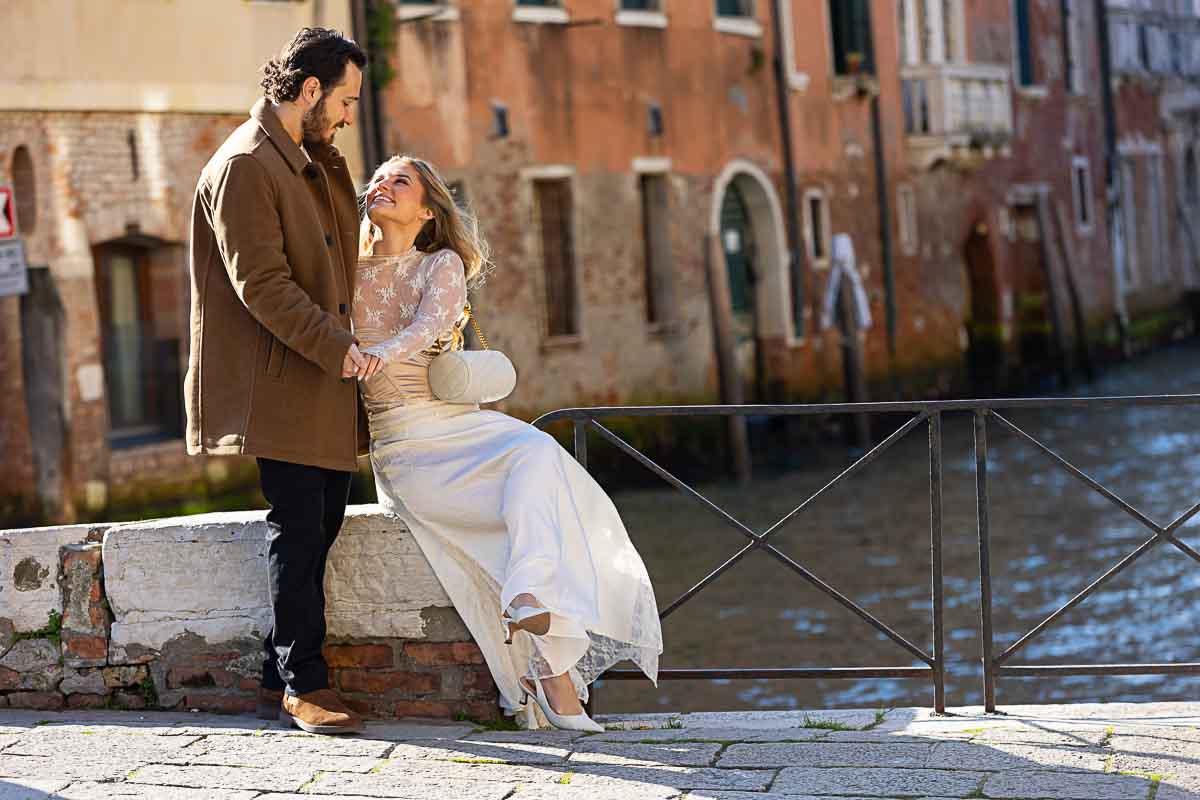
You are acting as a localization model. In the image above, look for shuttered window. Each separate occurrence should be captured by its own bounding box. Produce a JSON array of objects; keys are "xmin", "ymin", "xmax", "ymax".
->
[
  {"xmin": 640, "ymin": 174, "xmax": 673, "ymax": 325},
  {"xmin": 535, "ymin": 179, "xmax": 579, "ymax": 337}
]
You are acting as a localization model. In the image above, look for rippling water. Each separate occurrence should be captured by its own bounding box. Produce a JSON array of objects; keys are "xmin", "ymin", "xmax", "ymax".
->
[{"xmin": 600, "ymin": 342, "xmax": 1200, "ymax": 713}]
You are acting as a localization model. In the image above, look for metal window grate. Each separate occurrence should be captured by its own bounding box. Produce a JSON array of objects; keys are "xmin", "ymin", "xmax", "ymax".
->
[{"xmin": 535, "ymin": 179, "xmax": 579, "ymax": 337}]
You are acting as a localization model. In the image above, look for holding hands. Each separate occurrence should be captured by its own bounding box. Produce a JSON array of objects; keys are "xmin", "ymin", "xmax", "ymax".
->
[{"xmin": 343, "ymin": 343, "xmax": 384, "ymax": 380}]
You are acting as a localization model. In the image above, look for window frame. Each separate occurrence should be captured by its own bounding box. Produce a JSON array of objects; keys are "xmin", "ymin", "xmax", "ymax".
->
[
  {"xmin": 617, "ymin": 0, "xmax": 667, "ymax": 29},
  {"xmin": 1012, "ymin": 0, "xmax": 1045, "ymax": 94},
  {"xmin": 1071, "ymin": 155, "xmax": 1094, "ymax": 235},
  {"xmin": 714, "ymin": 0, "xmax": 762, "ymax": 37},
  {"xmin": 396, "ymin": 1, "xmax": 459, "ymax": 22},
  {"xmin": 513, "ymin": 0, "xmax": 569, "ymax": 25},
  {"xmin": 802, "ymin": 187, "xmax": 832, "ymax": 270},
  {"xmin": 897, "ymin": 184, "xmax": 919, "ymax": 256},
  {"xmin": 635, "ymin": 163, "xmax": 675, "ymax": 330},
  {"xmin": 829, "ymin": 0, "xmax": 876, "ymax": 76},
  {"xmin": 524, "ymin": 166, "xmax": 583, "ymax": 343}
]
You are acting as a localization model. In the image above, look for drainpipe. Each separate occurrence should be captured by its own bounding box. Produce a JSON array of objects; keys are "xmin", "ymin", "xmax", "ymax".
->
[
  {"xmin": 870, "ymin": 94, "xmax": 897, "ymax": 362},
  {"xmin": 769, "ymin": 0, "xmax": 806, "ymax": 357},
  {"xmin": 351, "ymin": 0, "xmax": 385, "ymax": 183}
]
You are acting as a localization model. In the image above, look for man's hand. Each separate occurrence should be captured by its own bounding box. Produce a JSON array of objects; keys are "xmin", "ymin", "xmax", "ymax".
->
[
  {"xmin": 343, "ymin": 344, "xmax": 385, "ymax": 380},
  {"xmin": 343, "ymin": 343, "xmax": 368, "ymax": 379}
]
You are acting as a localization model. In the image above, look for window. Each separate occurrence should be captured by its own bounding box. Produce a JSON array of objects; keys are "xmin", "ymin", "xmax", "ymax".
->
[
  {"xmin": 639, "ymin": 173, "xmax": 674, "ymax": 326},
  {"xmin": 397, "ymin": 1, "xmax": 459, "ymax": 22},
  {"xmin": 1071, "ymin": 157, "xmax": 1094, "ymax": 232},
  {"xmin": 900, "ymin": 0, "xmax": 964, "ymax": 65},
  {"xmin": 1014, "ymin": 0, "xmax": 1037, "ymax": 86},
  {"xmin": 618, "ymin": 0, "xmax": 666, "ymax": 28},
  {"xmin": 803, "ymin": 188, "xmax": 831, "ymax": 267},
  {"xmin": 897, "ymin": 184, "xmax": 919, "ymax": 255},
  {"xmin": 715, "ymin": 0, "xmax": 752, "ymax": 17},
  {"xmin": 1063, "ymin": 0, "xmax": 1086, "ymax": 94},
  {"xmin": 11, "ymin": 146, "xmax": 36, "ymax": 235},
  {"xmin": 534, "ymin": 179, "xmax": 579, "ymax": 337},
  {"xmin": 830, "ymin": 0, "xmax": 875, "ymax": 75},
  {"xmin": 93, "ymin": 243, "xmax": 184, "ymax": 445}
]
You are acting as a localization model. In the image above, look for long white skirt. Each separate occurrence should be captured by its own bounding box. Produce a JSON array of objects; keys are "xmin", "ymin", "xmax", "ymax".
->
[{"xmin": 368, "ymin": 400, "xmax": 662, "ymax": 728}]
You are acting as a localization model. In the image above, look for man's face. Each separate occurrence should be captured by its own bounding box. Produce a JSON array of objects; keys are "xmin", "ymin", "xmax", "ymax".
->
[{"xmin": 301, "ymin": 63, "xmax": 362, "ymax": 147}]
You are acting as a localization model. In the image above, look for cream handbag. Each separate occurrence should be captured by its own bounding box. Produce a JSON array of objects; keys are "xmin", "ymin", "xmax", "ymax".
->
[{"xmin": 428, "ymin": 306, "xmax": 516, "ymax": 404}]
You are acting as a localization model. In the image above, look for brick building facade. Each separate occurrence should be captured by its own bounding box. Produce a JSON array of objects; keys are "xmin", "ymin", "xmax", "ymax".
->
[
  {"xmin": 0, "ymin": 0, "xmax": 364, "ymax": 523},
  {"xmin": 2, "ymin": 0, "xmax": 1197, "ymax": 525}
]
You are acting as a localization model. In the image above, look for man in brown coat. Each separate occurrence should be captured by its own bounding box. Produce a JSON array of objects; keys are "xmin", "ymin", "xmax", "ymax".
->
[{"xmin": 186, "ymin": 28, "xmax": 381, "ymax": 734}]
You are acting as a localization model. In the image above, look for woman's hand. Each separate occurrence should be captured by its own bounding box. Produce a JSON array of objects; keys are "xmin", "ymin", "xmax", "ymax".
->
[{"xmin": 360, "ymin": 353, "xmax": 385, "ymax": 380}]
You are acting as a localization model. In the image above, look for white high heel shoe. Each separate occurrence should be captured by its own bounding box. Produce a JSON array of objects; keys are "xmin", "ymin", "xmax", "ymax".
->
[
  {"xmin": 502, "ymin": 605, "xmax": 551, "ymax": 645},
  {"xmin": 519, "ymin": 676, "xmax": 604, "ymax": 733}
]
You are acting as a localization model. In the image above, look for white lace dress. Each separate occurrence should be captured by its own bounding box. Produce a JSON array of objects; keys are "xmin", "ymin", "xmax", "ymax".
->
[{"xmin": 354, "ymin": 246, "xmax": 662, "ymax": 727}]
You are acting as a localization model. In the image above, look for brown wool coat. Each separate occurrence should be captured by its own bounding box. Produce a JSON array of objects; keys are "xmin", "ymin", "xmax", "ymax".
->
[{"xmin": 185, "ymin": 98, "xmax": 368, "ymax": 472}]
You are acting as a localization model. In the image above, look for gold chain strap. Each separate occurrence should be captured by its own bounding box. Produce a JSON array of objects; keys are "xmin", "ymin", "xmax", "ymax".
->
[{"xmin": 463, "ymin": 305, "xmax": 490, "ymax": 351}]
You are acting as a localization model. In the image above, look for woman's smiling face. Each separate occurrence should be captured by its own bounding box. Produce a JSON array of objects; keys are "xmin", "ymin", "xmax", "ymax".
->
[{"xmin": 366, "ymin": 161, "xmax": 432, "ymax": 228}]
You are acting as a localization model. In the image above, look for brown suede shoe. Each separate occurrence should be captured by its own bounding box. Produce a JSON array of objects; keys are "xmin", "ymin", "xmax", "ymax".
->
[
  {"xmin": 257, "ymin": 687, "xmax": 283, "ymax": 721},
  {"xmin": 280, "ymin": 689, "xmax": 363, "ymax": 735}
]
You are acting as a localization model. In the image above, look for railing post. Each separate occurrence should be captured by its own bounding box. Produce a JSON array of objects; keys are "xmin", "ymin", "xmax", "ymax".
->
[
  {"xmin": 572, "ymin": 418, "xmax": 588, "ymax": 469},
  {"xmin": 573, "ymin": 417, "xmax": 596, "ymax": 715},
  {"xmin": 975, "ymin": 409, "xmax": 997, "ymax": 712},
  {"xmin": 929, "ymin": 412, "xmax": 946, "ymax": 714}
]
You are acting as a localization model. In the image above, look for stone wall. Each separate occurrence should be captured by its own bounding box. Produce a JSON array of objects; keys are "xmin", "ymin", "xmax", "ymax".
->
[{"xmin": 0, "ymin": 507, "xmax": 499, "ymax": 720}]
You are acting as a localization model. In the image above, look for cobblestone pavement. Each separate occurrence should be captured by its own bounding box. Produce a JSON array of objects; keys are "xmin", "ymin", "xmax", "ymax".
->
[{"xmin": 3, "ymin": 702, "xmax": 1200, "ymax": 799}]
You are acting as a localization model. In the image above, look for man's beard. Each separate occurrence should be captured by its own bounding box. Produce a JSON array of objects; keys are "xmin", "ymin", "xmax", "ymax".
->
[{"xmin": 301, "ymin": 95, "xmax": 337, "ymax": 147}]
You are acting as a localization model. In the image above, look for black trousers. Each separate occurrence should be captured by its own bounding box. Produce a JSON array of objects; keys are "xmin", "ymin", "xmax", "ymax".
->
[{"xmin": 257, "ymin": 457, "xmax": 353, "ymax": 696}]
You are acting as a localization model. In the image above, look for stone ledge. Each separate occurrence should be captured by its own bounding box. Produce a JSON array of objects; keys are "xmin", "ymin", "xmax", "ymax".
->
[{"xmin": 0, "ymin": 506, "xmax": 497, "ymax": 720}]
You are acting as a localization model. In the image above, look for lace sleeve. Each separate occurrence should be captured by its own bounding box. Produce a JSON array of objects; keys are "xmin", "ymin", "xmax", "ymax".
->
[{"xmin": 361, "ymin": 250, "xmax": 467, "ymax": 364}]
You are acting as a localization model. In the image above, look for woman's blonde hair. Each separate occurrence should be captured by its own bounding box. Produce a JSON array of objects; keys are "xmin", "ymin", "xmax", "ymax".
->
[{"xmin": 359, "ymin": 155, "xmax": 490, "ymax": 286}]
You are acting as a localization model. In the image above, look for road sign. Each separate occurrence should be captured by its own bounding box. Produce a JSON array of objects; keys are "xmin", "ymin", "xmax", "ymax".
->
[
  {"xmin": 0, "ymin": 238, "xmax": 29, "ymax": 297},
  {"xmin": 0, "ymin": 187, "xmax": 14, "ymax": 240}
]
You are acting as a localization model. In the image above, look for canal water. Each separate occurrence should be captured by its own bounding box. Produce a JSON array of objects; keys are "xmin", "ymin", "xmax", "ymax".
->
[{"xmin": 600, "ymin": 341, "xmax": 1200, "ymax": 713}]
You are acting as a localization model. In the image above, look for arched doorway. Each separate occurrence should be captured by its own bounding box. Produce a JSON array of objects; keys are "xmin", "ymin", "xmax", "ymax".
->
[
  {"xmin": 719, "ymin": 183, "xmax": 762, "ymax": 400},
  {"xmin": 963, "ymin": 221, "xmax": 1005, "ymax": 392},
  {"xmin": 709, "ymin": 160, "xmax": 792, "ymax": 403}
]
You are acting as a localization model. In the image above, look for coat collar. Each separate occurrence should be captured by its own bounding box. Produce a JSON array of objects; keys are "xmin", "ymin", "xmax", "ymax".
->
[
  {"xmin": 251, "ymin": 98, "xmax": 309, "ymax": 176},
  {"xmin": 249, "ymin": 98, "xmax": 348, "ymax": 174}
]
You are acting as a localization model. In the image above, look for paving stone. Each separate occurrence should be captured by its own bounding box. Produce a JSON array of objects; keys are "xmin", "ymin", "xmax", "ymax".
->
[
  {"xmin": 4, "ymin": 730, "xmax": 201, "ymax": 758},
  {"xmin": 590, "ymin": 727, "xmax": 827, "ymax": 743},
  {"xmin": 372, "ymin": 759, "xmax": 572, "ymax": 783},
  {"xmin": 0, "ymin": 736, "xmax": 19, "ymax": 753},
  {"xmin": 822, "ymin": 730, "xmax": 973, "ymax": 744},
  {"xmin": 971, "ymin": 724, "xmax": 1113, "ymax": 747},
  {"xmin": 570, "ymin": 741, "xmax": 722, "ymax": 767},
  {"xmin": 0, "ymin": 778, "xmax": 72, "ymax": 799},
  {"xmin": 718, "ymin": 741, "xmax": 932, "ymax": 769},
  {"xmin": 0, "ymin": 753, "xmax": 138, "ymax": 783},
  {"xmin": 681, "ymin": 795, "xmax": 963, "ymax": 800},
  {"xmin": 773, "ymin": 766, "xmax": 985, "ymax": 797},
  {"xmin": 620, "ymin": 709, "xmax": 884, "ymax": 731},
  {"xmin": 499, "ymin": 785, "xmax": 681, "ymax": 800},
  {"xmin": 981, "ymin": 769, "xmax": 1153, "ymax": 799},
  {"xmin": 386, "ymin": 739, "xmax": 569, "ymax": 765},
  {"xmin": 54, "ymin": 783, "xmax": 259, "ymax": 800},
  {"xmin": 465, "ymin": 729, "xmax": 590, "ymax": 746},
  {"xmin": 177, "ymin": 732, "xmax": 393, "ymax": 760},
  {"xmin": 1154, "ymin": 783, "xmax": 1200, "ymax": 800},
  {"xmin": 126, "ymin": 763, "xmax": 316, "ymax": 792},
  {"xmin": 355, "ymin": 721, "xmax": 477, "ymax": 741},
  {"xmin": 1110, "ymin": 730, "xmax": 1200, "ymax": 784},
  {"xmin": 300, "ymin": 772, "xmax": 515, "ymax": 798},
  {"xmin": 926, "ymin": 741, "xmax": 1109, "ymax": 772},
  {"xmin": 565, "ymin": 763, "xmax": 774, "ymax": 792}
]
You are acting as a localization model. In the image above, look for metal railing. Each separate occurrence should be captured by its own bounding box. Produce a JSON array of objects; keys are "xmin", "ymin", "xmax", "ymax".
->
[{"xmin": 533, "ymin": 395, "xmax": 1200, "ymax": 713}]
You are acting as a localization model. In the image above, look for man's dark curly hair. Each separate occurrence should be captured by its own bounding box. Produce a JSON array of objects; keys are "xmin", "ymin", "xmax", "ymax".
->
[{"xmin": 260, "ymin": 27, "xmax": 368, "ymax": 104}]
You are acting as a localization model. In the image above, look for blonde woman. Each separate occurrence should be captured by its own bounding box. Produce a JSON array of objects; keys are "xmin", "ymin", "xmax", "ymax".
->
[{"xmin": 352, "ymin": 156, "xmax": 661, "ymax": 731}]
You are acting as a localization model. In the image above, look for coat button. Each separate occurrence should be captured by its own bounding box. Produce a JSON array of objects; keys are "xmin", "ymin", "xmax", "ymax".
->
[
  {"xmin": 339, "ymin": 303, "xmax": 347, "ymax": 314},
  {"xmin": 325, "ymin": 233, "xmax": 334, "ymax": 246}
]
